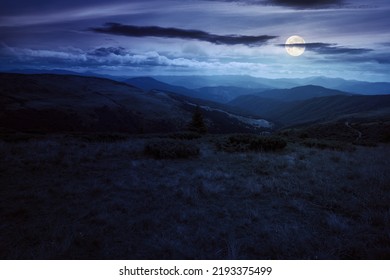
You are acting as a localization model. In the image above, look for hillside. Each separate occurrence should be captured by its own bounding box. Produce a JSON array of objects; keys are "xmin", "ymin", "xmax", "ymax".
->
[
  {"xmin": 125, "ymin": 77, "xmax": 267, "ymax": 103},
  {"xmin": 124, "ymin": 77, "xmax": 197, "ymax": 98},
  {"xmin": 228, "ymin": 95, "xmax": 290, "ymax": 116},
  {"xmin": 152, "ymin": 75, "xmax": 390, "ymax": 95},
  {"xmin": 0, "ymin": 74, "xmax": 184, "ymax": 133},
  {"xmin": 294, "ymin": 77, "xmax": 390, "ymax": 95},
  {"xmin": 152, "ymin": 75, "xmax": 293, "ymax": 89},
  {"xmin": 228, "ymin": 86, "xmax": 390, "ymax": 127},
  {"xmin": 268, "ymin": 94, "xmax": 390, "ymax": 125},
  {"xmin": 253, "ymin": 85, "xmax": 353, "ymax": 102},
  {"xmin": 194, "ymin": 86, "xmax": 265, "ymax": 103},
  {"xmin": 8, "ymin": 71, "xmax": 390, "ymax": 95},
  {"xmin": 0, "ymin": 73, "xmax": 270, "ymax": 134}
]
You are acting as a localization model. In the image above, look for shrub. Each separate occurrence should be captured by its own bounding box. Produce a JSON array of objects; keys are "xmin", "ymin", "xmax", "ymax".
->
[
  {"xmin": 76, "ymin": 133, "xmax": 130, "ymax": 142},
  {"xmin": 167, "ymin": 131, "xmax": 201, "ymax": 140},
  {"xmin": 188, "ymin": 106, "xmax": 207, "ymax": 134},
  {"xmin": 381, "ymin": 131, "xmax": 390, "ymax": 143},
  {"xmin": 144, "ymin": 139, "xmax": 200, "ymax": 159},
  {"xmin": 216, "ymin": 134, "xmax": 287, "ymax": 152},
  {"xmin": 302, "ymin": 139, "xmax": 354, "ymax": 151},
  {"xmin": 0, "ymin": 133, "xmax": 43, "ymax": 143},
  {"xmin": 299, "ymin": 132, "xmax": 309, "ymax": 139}
]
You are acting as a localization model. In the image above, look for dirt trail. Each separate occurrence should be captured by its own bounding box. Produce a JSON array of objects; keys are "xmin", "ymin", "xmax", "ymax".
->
[{"xmin": 345, "ymin": 121, "xmax": 362, "ymax": 142}]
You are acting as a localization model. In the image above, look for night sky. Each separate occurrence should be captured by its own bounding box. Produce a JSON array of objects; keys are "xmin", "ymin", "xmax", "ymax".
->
[{"xmin": 1, "ymin": 0, "xmax": 389, "ymax": 81}]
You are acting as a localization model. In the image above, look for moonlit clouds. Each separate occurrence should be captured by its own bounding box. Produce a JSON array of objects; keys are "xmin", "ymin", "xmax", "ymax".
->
[
  {"xmin": 0, "ymin": 44, "xmax": 267, "ymax": 72},
  {"xmin": 0, "ymin": 0, "xmax": 389, "ymax": 81},
  {"xmin": 277, "ymin": 43, "xmax": 372, "ymax": 55},
  {"xmin": 206, "ymin": 0, "xmax": 346, "ymax": 9}
]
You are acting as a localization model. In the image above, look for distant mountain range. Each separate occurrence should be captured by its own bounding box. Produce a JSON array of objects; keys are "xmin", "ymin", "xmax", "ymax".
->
[
  {"xmin": 229, "ymin": 86, "xmax": 390, "ymax": 125},
  {"xmin": 151, "ymin": 75, "xmax": 390, "ymax": 95},
  {"xmin": 249, "ymin": 85, "xmax": 354, "ymax": 102},
  {"xmin": 193, "ymin": 86, "xmax": 262, "ymax": 103},
  {"xmin": 126, "ymin": 77, "xmax": 390, "ymax": 127},
  {"xmin": 292, "ymin": 76, "xmax": 390, "ymax": 95},
  {"xmin": 266, "ymin": 94, "xmax": 390, "ymax": 125},
  {"xmin": 125, "ymin": 77, "xmax": 264, "ymax": 103},
  {"xmin": 1, "ymin": 72, "xmax": 389, "ymax": 134},
  {"xmin": 125, "ymin": 78, "xmax": 359, "ymax": 104},
  {"xmin": 124, "ymin": 77, "xmax": 197, "ymax": 98},
  {"xmin": 151, "ymin": 75, "xmax": 294, "ymax": 90},
  {"xmin": 5, "ymin": 69, "xmax": 390, "ymax": 96},
  {"xmin": 7, "ymin": 70, "xmax": 277, "ymax": 90}
]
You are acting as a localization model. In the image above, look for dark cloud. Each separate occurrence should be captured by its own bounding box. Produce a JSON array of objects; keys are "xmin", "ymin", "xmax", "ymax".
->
[
  {"xmin": 373, "ymin": 55, "xmax": 390, "ymax": 64},
  {"xmin": 204, "ymin": 0, "xmax": 345, "ymax": 9},
  {"xmin": 327, "ymin": 53, "xmax": 390, "ymax": 64},
  {"xmin": 0, "ymin": 0, "xmax": 123, "ymax": 16},
  {"xmin": 267, "ymin": 0, "xmax": 344, "ymax": 8},
  {"xmin": 278, "ymin": 42, "xmax": 372, "ymax": 55},
  {"xmin": 88, "ymin": 46, "xmax": 127, "ymax": 57},
  {"xmin": 89, "ymin": 22, "xmax": 277, "ymax": 46}
]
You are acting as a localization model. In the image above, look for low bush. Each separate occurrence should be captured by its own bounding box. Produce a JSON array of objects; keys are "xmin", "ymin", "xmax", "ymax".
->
[
  {"xmin": 216, "ymin": 134, "xmax": 287, "ymax": 152},
  {"xmin": 0, "ymin": 133, "xmax": 43, "ymax": 143},
  {"xmin": 382, "ymin": 131, "xmax": 390, "ymax": 143},
  {"xmin": 302, "ymin": 139, "xmax": 354, "ymax": 151},
  {"xmin": 167, "ymin": 131, "xmax": 201, "ymax": 140},
  {"xmin": 144, "ymin": 139, "xmax": 200, "ymax": 159},
  {"xmin": 76, "ymin": 133, "xmax": 130, "ymax": 142}
]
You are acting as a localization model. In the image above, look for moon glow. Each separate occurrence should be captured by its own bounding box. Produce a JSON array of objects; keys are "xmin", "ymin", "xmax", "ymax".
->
[{"xmin": 285, "ymin": 35, "xmax": 305, "ymax": 56}]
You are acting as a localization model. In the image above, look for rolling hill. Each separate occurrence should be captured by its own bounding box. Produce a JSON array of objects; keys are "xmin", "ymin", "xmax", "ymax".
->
[
  {"xmin": 125, "ymin": 77, "xmax": 266, "ymax": 103},
  {"xmin": 293, "ymin": 76, "xmax": 390, "ymax": 95},
  {"xmin": 252, "ymin": 85, "xmax": 354, "ymax": 102},
  {"xmin": 151, "ymin": 75, "xmax": 290, "ymax": 89},
  {"xmin": 0, "ymin": 73, "xmax": 271, "ymax": 134},
  {"xmin": 228, "ymin": 95, "xmax": 290, "ymax": 116},
  {"xmin": 8, "ymin": 70, "xmax": 390, "ymax": 95},
  {"xmin": 228, "ymin": 85, "xmax": 390, "ymax": 126},
  {"xmin": 267, "ymin": 94, "xmax": 390, "ymax": 125},
  {"xmin": 193, "ymin": 86, "xmax": 264, "ymax": 103},
  {"xmin": 124, "ymin": 77, "xmax": 197, "ymax": 98}
]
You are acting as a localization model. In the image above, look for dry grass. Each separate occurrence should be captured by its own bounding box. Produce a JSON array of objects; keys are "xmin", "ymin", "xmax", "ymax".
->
[{"xmin": 0, "ymin": 135, "xmax": 389, "ymax": 259}]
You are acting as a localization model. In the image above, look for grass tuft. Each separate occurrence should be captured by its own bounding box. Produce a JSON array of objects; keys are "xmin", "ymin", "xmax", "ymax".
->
[
  {"xmin": 216, "ymin": 134, "xmax": 287, "ymax": 152},
  {"xmin": 144, "ymin": 139, "xmax": 200, "ymax": 159}
]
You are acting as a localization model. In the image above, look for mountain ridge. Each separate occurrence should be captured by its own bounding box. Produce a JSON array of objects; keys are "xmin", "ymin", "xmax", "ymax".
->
[
  {"xmin": 252, "ymin": 85, "xmax": 354, "ymax": 102},
  {"xmin": 0, "ymin": 73, "xmax": 270, "ymax": 134},
  {"xmin": 6, "ymin": 70, "xmax": 390, "ymax": 95}
]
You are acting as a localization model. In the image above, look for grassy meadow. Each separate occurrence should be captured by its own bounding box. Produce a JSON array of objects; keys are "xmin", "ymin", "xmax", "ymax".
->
[{"xmin": 0, "ymin": 133, "xmax": 389, "ymax": 259}]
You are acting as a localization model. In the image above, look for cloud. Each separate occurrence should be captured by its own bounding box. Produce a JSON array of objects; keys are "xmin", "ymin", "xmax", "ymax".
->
[
  {"xmin": 0, "ymin": 44, "xmax": 273, "ymax": 75},
  {"xmin": 204, "ymin": 0, "xmax": 345, "ymax": 9},
  {"xmin": 325, "ymin": 53, "xmax": 390, "ymax": 64},
  {"xmin": 373, "ymin": 55, "xmax": 390, "ymax": 64},
  {"xmin": 277, "ymin": 42, "xmax": 390, "ymax": 65},
  {"xmin": 278, "ymin": 42, "xmax": 373, "ymax": 55},
  {"xmin": 266, "ymin": 0, "xmax": 344, "ymax": 8},
  {"xmin": 89, "ymin": 22, "xmax": 277, "ymax": 46},
  {"xmin": 0, "ymin": 0, "xmax": 125, "ymax": 16},
  {"xmin": 88, "ymin": 46, "xmax": 128, "ymax": 57},
  {"xmin": 0, "ymin": 44, "xmax": 187, "ymax": 67}
]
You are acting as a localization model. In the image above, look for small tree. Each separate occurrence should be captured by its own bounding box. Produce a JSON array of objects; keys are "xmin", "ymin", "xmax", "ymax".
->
[{"xmin": 188, "ymin": 105, "xmax": 207, "ymax": 134}]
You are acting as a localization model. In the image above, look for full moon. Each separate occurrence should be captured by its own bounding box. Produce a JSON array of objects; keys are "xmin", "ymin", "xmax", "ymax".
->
[{"xmin": 285, "ymin": 35, "xmax": 305, "ymax": 56}]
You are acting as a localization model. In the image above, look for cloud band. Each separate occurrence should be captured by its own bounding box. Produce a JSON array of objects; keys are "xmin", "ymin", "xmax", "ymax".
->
[
  {"xmin": 278, "ymin": 42, "xmax": 372, "ymax": 55},
  {"xmin": 90, "ymin": 22, "xmax": 277, "ymax": 46}
]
